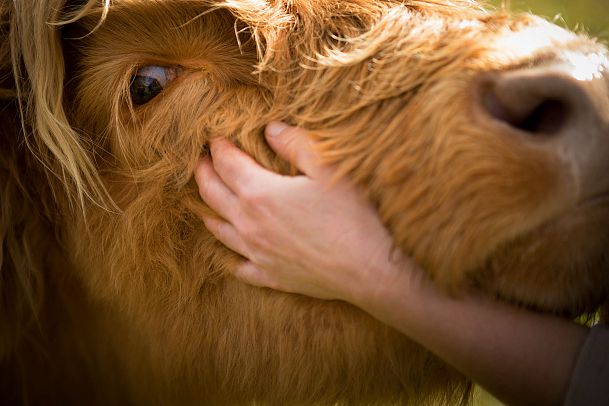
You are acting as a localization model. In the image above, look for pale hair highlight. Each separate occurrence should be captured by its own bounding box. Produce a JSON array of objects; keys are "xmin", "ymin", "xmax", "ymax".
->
[{"xmin": 9, "ymin": 0, "xmax": 112, "ymax": 210}]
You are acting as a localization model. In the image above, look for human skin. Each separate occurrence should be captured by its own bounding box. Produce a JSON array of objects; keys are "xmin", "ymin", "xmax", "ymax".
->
[{"xmin": 195, "ymin": 122, "xmax": 589, "ymax": 406}]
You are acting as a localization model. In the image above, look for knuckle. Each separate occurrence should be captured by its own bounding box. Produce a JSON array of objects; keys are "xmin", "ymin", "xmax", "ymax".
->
[
  {"xmin": 232, "ymin": 266, "xmax": 249, "ymax": 283},
  {"xmin": 239, "ymin": 186, "xmax": 267, "ymax": 209},
  {"xmin": 238, "ymin": 225, "xmax": 272, "ymax": 257},
  {"xmin": 214, "ymin": 155, "xmax": 233, "ymax": 178},
  {"xmin": 236, "ymin": 220, "xmax": 259, "ymax": 243},
  {"xmin": 208, "ymin": 219, "xmax": 226, "ymax": 239},
  {"xmin": 211, "ymin": 148, "xmax": 235, "ymax": 173},
  {"xmin": 239, "ymin": 264, "xmax": 267, "ymax": 287},
  {"xmin": 263, "ymin": 274, "xmax": 284, "ymax": 292},
  {"xmin": 248, "ymin": 251, "xmax": 268, "ymax": 269},
  {"xmin": 198, "ymin": 178, "xmax": 212, "ymax": 200},
  {"xmin": 253, "ymin": 269, "xmax": 274, "ymax": 289},
  {"xmin": 250, "ymin": 233, "xmax": 275, "ymax": 254}
]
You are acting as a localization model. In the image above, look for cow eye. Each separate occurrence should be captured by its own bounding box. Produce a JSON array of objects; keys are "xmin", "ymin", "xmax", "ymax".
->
[{"xmin": 130, "ymin": 66, "xmax": 179, "ymax": 106}]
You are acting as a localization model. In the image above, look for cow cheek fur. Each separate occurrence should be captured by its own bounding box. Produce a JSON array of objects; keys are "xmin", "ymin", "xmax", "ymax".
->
[{"xmin": 64, "ymin": 162, "xmax": 468, "ymax": 404}]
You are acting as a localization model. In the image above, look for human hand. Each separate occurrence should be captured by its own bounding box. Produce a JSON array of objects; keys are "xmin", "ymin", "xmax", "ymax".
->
[{"xmin": 195, "ymin": 122, "xmax": 418, "ymax": 305}]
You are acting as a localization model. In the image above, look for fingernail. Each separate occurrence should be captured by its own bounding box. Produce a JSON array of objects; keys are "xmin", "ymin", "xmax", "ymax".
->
[{"xmin": 266, "ymin": 121, "xmax": 289, "ymax": 138}]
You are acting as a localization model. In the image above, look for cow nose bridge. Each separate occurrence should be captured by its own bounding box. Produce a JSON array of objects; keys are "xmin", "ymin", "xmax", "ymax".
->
[{"xmin": 475, "ymin": 60, "xmax": 609, "ymax": 201}]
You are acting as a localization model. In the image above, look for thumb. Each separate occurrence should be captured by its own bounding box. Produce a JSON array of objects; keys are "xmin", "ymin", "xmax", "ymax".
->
[{"xmin": 265, "ymin": 121, "xmax": 325, "ymax": 178}]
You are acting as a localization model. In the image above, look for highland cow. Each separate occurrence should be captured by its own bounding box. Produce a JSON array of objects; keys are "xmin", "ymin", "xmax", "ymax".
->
[{"xmin": 0, "ymin": 0, "xmax": 608, "ymax": 405}]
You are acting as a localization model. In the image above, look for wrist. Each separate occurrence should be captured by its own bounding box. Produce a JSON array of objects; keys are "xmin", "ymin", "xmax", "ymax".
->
[{"xmin": 351, "ymin": 250, "xmax": 424, "ymax": 316}]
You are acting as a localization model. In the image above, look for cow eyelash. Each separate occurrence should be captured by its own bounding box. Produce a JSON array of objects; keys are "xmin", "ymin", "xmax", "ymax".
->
[{"xmin": 129, "ymin": 65, "xmax": 180, "ymax": 106}]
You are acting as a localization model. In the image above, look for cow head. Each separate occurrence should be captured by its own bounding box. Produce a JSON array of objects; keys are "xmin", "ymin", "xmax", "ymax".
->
[{"xmin": 1, "ymin": 0, "xmax": 607, "ymax": 404}]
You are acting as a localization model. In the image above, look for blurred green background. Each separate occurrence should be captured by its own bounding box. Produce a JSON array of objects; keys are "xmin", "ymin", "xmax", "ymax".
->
[
  {"xmin": 489, "ymin": 0, "xmax": 609, "ymax": 39},
  {"xmin": 473, "ymin": 2, "xmax": 606, "ymax": 405}
]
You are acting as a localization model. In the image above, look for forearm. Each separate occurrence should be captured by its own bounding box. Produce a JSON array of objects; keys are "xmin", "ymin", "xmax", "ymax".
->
[{"xmin": 357, "ymin": 258, "xmax": 588, "ymax": 406}]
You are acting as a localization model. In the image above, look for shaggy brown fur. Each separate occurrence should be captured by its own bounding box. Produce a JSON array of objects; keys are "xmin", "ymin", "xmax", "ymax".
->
[{"xmin": 0, "ymin": 0, "xmax": 608, "ymax": 404}]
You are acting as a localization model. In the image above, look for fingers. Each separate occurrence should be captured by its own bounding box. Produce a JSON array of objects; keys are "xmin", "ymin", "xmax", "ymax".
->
[
  {"xmin": 265, "ymin": 121, "xmax": 329, "ymax": 179},
  {"xmin": 201, "ymin": 216, "xmax": 250, "ymax": 258},
  {"xmin": 206, "ymin": 124, "xmax": 330, "ymax": 199},
  {"xmin": 195, "ymin": 156, "xmax": 239, "ymax": 221},
  {"xmin": 209, "ymin": 138, "xmax": 277, "ymax": 196}
]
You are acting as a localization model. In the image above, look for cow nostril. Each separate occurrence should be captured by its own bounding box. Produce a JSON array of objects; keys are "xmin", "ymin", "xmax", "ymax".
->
[
  {"xmin": 482, "ymin": 85, "xmax": 571, "ymax": 136},
  {"xmin": 513, "ymin": 99, "xmax": 569, "ymax": 135}
]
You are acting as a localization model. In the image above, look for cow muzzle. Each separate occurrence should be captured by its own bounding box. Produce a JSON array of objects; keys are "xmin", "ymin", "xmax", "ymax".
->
[{"xmin": 474, "ymin": 50, "xmax": 609, "ymax": 204}]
